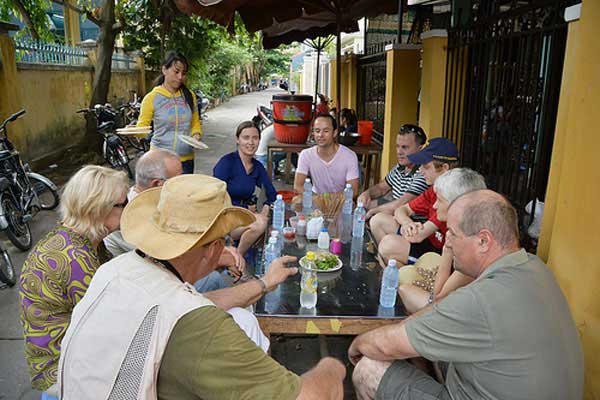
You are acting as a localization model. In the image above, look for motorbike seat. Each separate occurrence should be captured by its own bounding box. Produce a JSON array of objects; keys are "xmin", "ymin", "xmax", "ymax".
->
[{"xmin": 98, "ymin": 121, "xmax": 115, "ymax": 132}]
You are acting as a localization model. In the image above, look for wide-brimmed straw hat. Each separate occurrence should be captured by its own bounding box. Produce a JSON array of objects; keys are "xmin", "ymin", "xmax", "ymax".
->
[{"xmin": 121, "ymin": 174, "xmax": 255, "ymax": 260}]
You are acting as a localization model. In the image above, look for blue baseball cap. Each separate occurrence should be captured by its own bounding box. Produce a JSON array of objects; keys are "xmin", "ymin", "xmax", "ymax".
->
[{"xmin": 407, "ymin": 137, "xmax": 459, "ymax": 165}]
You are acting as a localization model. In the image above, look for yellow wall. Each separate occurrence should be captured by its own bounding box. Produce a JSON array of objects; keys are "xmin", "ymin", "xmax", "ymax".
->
[
  {"xmin": 537, "ymin": 2, "xmax": 600, "ymax": 397},
  {"xmin": 330, "ymin": 55, "xmax": 358, "ymax": 111},
  {"xmin": 381, "ymin": 46, "xmax": 420, "ymax": 177},
  {"xmin": 419, "ymin": 33, "xmax": 447, "ymax": 139}
]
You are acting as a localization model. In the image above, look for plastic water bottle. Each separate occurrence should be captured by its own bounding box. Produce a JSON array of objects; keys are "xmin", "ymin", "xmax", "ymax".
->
[
  {"xmin": 352, "ymin": 201, "xmax": 366, "ymax": 238},
  {"xmin": 300, "ymin": 252, "xmax": 318, "ymax": 308},
  {"xmin": 350, "ymin": 236, "xmax": 364, "ymax": 270},
  {"xmin": 302, "ymin": 178, "xmax": 313, "ymax": 214},
  {"xmin": 262, "ymin": 237, "xmax": 278, "ymax": 276},
  {"xmin": 317, "ymin": 227, "xmax": 330, "ymax": 251},
  {"xmin": 273, "ymin": 194, "xmax": 285, "ymax": 231},
  {"xmin": 379, "ymin": 259, "xmax": 399, "ymax": 308},
  {"xmin": 342, "ymin": 183, "xmax": 353, "ymax": 215},
  {"xmin": 270, "ymin": 230, "xmax": 282, "ymax": 256}
]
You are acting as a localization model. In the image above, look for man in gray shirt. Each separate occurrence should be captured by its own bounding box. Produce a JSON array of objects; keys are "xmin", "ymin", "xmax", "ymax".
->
[{"xmin": 349, "ymin": 190, "xmax": 583, "ymax": 400}]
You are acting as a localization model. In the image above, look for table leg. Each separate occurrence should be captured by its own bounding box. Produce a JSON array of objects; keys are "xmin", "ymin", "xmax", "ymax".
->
[
  {"xmin": 365, "ymin": 154, "xmax": 372, "ymax": 190},
  {"xmin": 267, "ymin": 149, "xmax": 273, "ymax": 179},
  {"xmin": 285, "ymin": 152, "xmax": 292, "ymax": 184}
]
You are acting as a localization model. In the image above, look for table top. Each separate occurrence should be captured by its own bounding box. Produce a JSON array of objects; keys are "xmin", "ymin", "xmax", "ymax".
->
[{"xmin": 253, "ymin": 214, "xmax": 407, "ymax": 320}]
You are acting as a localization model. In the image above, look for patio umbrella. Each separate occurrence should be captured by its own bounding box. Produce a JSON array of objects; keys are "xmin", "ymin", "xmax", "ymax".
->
[{"xmin": 174, "ymin": 0, "xmax": 402, "ymax": 118}]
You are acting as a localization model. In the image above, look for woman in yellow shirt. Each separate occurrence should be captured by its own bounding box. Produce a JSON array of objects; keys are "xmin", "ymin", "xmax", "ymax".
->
[{"xmin": 137, "ymin": 51, "xmax": 202, "ymax": 174}]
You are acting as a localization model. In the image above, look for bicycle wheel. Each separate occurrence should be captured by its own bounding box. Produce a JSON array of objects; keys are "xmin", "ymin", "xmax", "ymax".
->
[
  {"xmin": 1, "ymin": 194, "xmax": 32, "ymax": 251},
  {"xmin": 0, "ymin": 247, "xmax": 16, "ymax": 287},
  {"xmin": 29, "ymin": 176, "xmax": 59, "ymax": 210}
]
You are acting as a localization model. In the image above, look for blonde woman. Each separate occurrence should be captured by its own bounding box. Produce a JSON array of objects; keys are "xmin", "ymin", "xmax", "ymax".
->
[{"xmin": 18, "ymin": 165, "xmax": 129, "ymax": 395}]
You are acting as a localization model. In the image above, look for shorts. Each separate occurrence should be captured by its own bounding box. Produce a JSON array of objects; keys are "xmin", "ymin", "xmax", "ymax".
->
[{"xmin": 376, "ymin": 360, "xmax": 451, "ymax": 400}]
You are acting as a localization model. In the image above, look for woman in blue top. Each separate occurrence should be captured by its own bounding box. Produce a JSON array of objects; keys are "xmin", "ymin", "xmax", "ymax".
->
[{"xmin": 214, "ymin": 121, "xmax": 277, "ymax": 255}]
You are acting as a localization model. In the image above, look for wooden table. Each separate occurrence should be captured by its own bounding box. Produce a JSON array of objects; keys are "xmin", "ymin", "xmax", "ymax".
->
[
  {"xmin": 267, "ymin": 141, "xmax": 383, "ymax": 191},
  {"xmin": 252, "ymin": 214, "xmax": 406, "ymax": 337}
]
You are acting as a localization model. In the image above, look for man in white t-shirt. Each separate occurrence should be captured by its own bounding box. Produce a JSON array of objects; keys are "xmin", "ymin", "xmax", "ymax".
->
[{"xmin": 293, "ymin": 114, "xmax": 360, "ymax": 195}]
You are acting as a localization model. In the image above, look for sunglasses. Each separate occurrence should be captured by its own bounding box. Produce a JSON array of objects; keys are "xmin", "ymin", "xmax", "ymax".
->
[
  {"xmin": 400, "ymin": 124, "xmax": 427, "ymax": 141},
  {"xmin": 113, "ymin": 198, "xmax": 129, "ymax": 209}
]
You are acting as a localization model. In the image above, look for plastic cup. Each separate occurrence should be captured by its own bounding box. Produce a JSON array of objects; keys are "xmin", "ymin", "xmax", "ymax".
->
[{"xmin": 283, "ymin": 226, "xmax": 296, "ymax": 240}]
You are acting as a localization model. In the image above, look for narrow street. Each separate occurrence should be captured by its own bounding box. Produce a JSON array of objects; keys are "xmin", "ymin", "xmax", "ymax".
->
[{"xmin": 0, "ymin": 88, "xmax": 285, "ymax": 400}]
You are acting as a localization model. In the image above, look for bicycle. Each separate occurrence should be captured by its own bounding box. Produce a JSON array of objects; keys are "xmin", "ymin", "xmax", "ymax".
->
[
  {"xmin": 76, "ymin": 105, "xmax": 133, "ymax": 178},
  {"xmin": 0, "ymin": 109, "xmax": 60, "ymax": 252}
]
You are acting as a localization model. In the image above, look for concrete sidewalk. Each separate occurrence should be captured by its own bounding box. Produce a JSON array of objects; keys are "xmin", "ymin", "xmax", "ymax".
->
[{"xmin": 0, "ymin": 87, "xmax": 358, "ymax": 399}]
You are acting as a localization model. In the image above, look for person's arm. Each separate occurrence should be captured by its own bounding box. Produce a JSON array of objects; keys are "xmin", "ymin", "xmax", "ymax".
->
[
  {"xmin": 202, "ymin": 256, "xmax": 298, "ymax": 310},
  {"xmin": 401, "ymin": 220, "xmax": 438, "ymax": 244},
  {"xmin": 136, "ymin": 90, "xmax": 156, "ymax": 128},
  {"xmin": 213, "ymin": 156, "xmax": 230, "ymax": 183},
  {"xmin": 358, "ymin": 180, "xmax": 392, "ymax": 209},
  {"xmin": 294, "ymin": 150, "xmax": 310, "ymax": 195},
  {"xmin": 346, "ymin": 152, "xmax": 360, "ymax": 199},
  {"xmin": 365, "ymin": 191, "xmax": 417, "ymax": 219},
  {"xmin": 432, "ymin": 245, "xmax": 454, "ymax": 297},
  {"xmin": 348, "ymin": 320, "xmax": 419, "ymax": 365},
  {"xmin": 296, "ymin": 357, "xmax": 346, "ymax": 400},
  {"xmin": 393, "ymin": 204, "xmax": 415, "ymax": 226},
  {"xmin": 437, "ymin": 272, "xmax": 474, "ymax": 300},
  {"xmin": 257, "ymin": 162, "xmax": 277, "ymax": 204},
  {"xmin": 190, "ymin": 91, "xmax": 202, "ymax": 139}
]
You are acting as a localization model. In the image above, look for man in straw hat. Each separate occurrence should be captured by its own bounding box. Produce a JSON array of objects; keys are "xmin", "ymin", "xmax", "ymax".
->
[
  {"xmin": 57, "ymin": 174, "xmax": 346, "ymax": 399},
  {"xmin": 349, "ymin": 190, "xmax": 583, "ymax": 400}
]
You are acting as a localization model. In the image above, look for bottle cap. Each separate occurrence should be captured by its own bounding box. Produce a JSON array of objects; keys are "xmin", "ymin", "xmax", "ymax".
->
[
  {"xmin": 271, "ymin": 230, "xmax": 279, "ymax": 237},
  {"xmin": 388, "ymin": 259, "xmax": 397, "ymax": 267},
  {"xmin": 345, "ymin": 183, "xmax": 352, "ymax": 188},
  {"xmin": 299, "ymin": 215, "xmax": 306, "ymax": 220},
  {"xmin": 269, "ymin": 237, "xmax": 277, "ymax": 244},
  {"xmin": 357, "ymin": 201, "xmax": 364, "ymax": 208},
  {"xmin": 320, "ymin": 227, "xmax": 328, "ymax": 232},
  {"xmin": 276, "ymin": 194, "xmax": 283, "ymax": 200},
  {"xmin": 305, "ymin": 178, "xmax": 311, "ymax": 183}
]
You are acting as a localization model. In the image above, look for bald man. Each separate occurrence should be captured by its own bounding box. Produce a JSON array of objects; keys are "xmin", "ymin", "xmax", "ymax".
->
[{"xmin": 349, "ymin": 190, "xmax": 583, "ymax": 400}]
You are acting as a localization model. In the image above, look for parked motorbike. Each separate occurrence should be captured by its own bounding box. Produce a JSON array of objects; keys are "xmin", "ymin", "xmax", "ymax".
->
[
  {"xmin": 194, "ymin": 90, "xmax": 210, "ymax": 120},
  {"xmin": 76, "ymin": 105, "xmax": 133, "ymax": 178},
  {"xmin": 0, "ymin": 110, "xmax": 60, "ymax": 252}
]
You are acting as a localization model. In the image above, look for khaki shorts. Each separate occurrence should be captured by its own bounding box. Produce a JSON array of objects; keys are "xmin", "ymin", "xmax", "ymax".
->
[{"xmin": 376, "ymin": 361, "xmax": 451, "ymax": 400}]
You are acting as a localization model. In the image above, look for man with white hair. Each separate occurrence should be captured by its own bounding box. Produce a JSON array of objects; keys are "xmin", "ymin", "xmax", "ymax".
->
[
  {"xmin": 349, "ymin": 190, "xmax": 583, "ymax": 400},
  {"xmin": 58, "ymin": 174, "xmax": 346, "ymax": 399}
]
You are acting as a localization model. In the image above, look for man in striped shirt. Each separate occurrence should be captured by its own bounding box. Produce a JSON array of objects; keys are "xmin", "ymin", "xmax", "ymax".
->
[{"xmin": 358, "ymin": 124, "xmax": 429, "ymax": 222}]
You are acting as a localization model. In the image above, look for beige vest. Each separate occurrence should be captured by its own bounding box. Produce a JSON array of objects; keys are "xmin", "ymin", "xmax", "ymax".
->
[{"xmin": 58, "ymin": 251, "xmax": 214, "ymax": 399}]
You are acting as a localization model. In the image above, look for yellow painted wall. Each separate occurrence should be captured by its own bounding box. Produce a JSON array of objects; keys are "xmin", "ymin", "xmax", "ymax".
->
[
  {"xmin": 419, "ymin": 35, "xmax": 447, "ymax": 139},
  {"xmin": 537, "ymin": 2, "xmax": 600, "ymax": 397},
  {"xmin": 381, "ymin": 46, "xmax": 420, "ymax": 177},
  {"xmin": 4, "ymin": 63, "xmax": 143, "ymax": 165},
  {"xmin": 0, "ymin": 34, "xmax": 25, "ymax": 146},
  {"xmin": 329, "ymin": 55, "xmax": 358, "ymax": 112}
]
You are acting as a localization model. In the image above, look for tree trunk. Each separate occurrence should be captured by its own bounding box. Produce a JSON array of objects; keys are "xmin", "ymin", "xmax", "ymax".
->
[
  {"xmin": 11, "ymin": 0, "xmax": 40, "ymax": 40},
  {"xmin": 86, "ymin": 0, "xmax": 118, "ymax": 154}
]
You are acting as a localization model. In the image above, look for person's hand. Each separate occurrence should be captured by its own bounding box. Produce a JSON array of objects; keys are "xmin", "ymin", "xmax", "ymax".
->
[
  {"xmin": 248, "ymin": 204, "xmax": 257, "ymax": 213},
  {"xmin": 365, "ymin": 206, "xmax": 380, "ymax": 220},
  {"xmin": 262, "ymin": 256, "xmax": 298, "ymax": 291},
  {"xmin": 348, "ymin": 337, "xmax": 364, "ymax": 366},
  {"xmin": 218, "ymin": 246, "xmax": 245, "ymax": 280},
  {"xmin": 357, "ymin": 191, "xmax": 371, "ymax": 209},
  {"xmin": 441, "ymin": 243, "xmax": 454, "ymax": 258},
  {"xmin": 192, "ymin": 133, "xmax": 201, "ymax": 141},
  {"xmin": 400, "ymin": 222, "xmax": 423, "ymax": 238}
]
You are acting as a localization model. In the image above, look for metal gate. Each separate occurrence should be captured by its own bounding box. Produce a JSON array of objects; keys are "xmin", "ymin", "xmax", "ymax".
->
[
  {"xmin": 443, "ymin": 0, "xmax": 574, "ymax": 229},
  {"xmin": 357, "ymin": 53, "xmax": 386, "ymax": 143}
]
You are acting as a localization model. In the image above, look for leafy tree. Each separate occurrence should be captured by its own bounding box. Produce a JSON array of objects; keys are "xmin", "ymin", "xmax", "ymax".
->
[{"xmin": 0, "ymin": 0, "xmax": 53, "ymax": 41}]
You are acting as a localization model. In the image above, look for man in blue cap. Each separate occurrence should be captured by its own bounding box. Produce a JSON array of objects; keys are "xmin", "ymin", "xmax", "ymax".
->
[{"xmin": 372, "ymin": 138, "xmax": 459, "ymax": 265}]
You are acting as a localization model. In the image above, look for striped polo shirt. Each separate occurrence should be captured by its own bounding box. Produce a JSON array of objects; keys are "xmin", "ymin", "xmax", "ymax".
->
[{"xmin": 384, "ymin": 164, "xmax": 429, "ymax": 199}]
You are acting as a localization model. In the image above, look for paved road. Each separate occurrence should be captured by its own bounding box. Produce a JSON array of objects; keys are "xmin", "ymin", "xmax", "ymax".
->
[{"xmin": 0, "ymin": 88, "xmax": 282, "ymax": 400}]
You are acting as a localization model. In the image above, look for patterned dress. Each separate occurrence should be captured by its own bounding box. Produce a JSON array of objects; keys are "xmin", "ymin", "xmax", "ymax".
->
[{"xmin": 18, "ymin": 225, "xmax": 110, "ymax": 390}]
